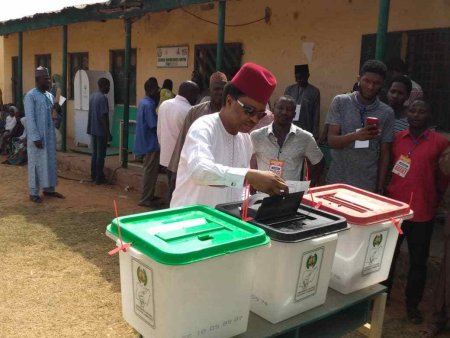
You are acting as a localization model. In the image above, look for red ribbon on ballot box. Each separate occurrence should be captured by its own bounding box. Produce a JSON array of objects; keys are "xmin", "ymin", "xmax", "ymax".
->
[{"xmin": 108, "ymin": 199, "xmax": 132, "ymax": 256}]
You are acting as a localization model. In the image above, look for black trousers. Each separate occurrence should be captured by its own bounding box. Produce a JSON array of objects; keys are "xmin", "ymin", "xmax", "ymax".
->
[
  {"xmin": 91, "ymin": 135, "xmax": 107, "ymax": 182},
  {"xmin": 384, "ymin": 219, "xmax": 435, "ymax": 308},
  {"xmin": 166, "ymin": 169, "xmax": 176, "ymax": 202}
]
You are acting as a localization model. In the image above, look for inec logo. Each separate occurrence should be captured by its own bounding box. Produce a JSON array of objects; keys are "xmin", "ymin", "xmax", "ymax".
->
[
  {"xmin": 137, "ymin": 266, "xmax": 148, "ymax": 286},
  {"xmin": 306, "ymin": 253, "xmax": 318, "ymax": 269},
  {"xmin": 373, "ymin": 234, "xmax": 383, "ymax": 247}
]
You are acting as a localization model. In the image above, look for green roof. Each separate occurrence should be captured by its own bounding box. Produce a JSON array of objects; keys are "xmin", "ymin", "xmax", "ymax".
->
[{"xmin": 0, "ymin": 0, "xmax": 214, "ymax": 35}]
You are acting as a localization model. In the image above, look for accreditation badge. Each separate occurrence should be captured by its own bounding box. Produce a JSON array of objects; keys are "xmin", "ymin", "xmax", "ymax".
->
[
  {"xmin": 392, "ymin": 155, "xmax": 411, "ymax": 178},
  {"xmin": 294, "ymin": 104, "xmax": 301, "ymax": 121},
  {"xmin": 269, "ymin": 159, "xmax": 285, "ymax": 176}
]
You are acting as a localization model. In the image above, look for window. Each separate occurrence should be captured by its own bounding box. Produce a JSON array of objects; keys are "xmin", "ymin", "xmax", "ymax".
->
[
  {"xmin": 360, "ymin": 28, "xmax": 450, "ymax": 131},
  {"xmin": 110, "ymin": 49, "xmax": 137, "ymax": 105},
  {"xmin": 35, "ymin": 54, "xmax": 51, "ymax": 75},
  {"xmin": 359, "ymin": 33, "xmax": 402, "ymax": 69},
  {"xmin": 68, "ymin": 52, "xmax": 89, "ymax": 99},
  {"xmin": 194, "ymin": 43, "xmax": 243, "ymax": 92}
]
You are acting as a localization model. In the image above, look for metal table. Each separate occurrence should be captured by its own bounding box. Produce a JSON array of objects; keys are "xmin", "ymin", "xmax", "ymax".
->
[{"xmin": 235, "ymin": 284, "xmax": 387, "ymax": 338}]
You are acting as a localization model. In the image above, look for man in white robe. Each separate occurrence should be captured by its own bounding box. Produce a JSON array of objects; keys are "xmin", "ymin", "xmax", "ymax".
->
[
  {"xmin": 171, "ymin": 62, "xmax": 288, "ymax": 208},
  {"xmin": 25, "ymin": 67, "xmax": 64, "ymax": 203}
]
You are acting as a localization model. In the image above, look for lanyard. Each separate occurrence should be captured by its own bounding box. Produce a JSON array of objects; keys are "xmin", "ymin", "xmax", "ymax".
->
[
  {"xmin": 296, "ymin": 86, "xmax": 305, "ymax": 103},
  {"xmin": 407, "ymin": 133, "xmax": 425, "ymax": 157},
  {"xmin": 359, "ymin": 107, "xmax": 366, "ymax": 128},
  {"xmin": 272, "ymin": 127, "xmax": 290, "ymax": 159},
  {"xmin": 354, "ymin": 92, "xmax": 369, "ymax": 128}
]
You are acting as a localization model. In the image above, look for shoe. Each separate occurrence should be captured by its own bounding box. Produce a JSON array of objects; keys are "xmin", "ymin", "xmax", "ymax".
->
[
  {"xmin": 138, "ymin": 198, "xmax": 165, "ymax": 208},
  {"xmin": 418, "ymin": 323, "xmax": 446, "ymax": 338},
  {"xmin": 43, "ymin": 191, "xmax": 65, "ymax": 199},
  {"xmin": 30, "ymin": 195, "xmax": 42, "ymax": 203},
  {"xmin": 95, "ymin": 177, "xmax": 108, "ymax": 185},
  {"xmin": 407, "ymin": 306, "xmax": 423, "ymax": 324}
]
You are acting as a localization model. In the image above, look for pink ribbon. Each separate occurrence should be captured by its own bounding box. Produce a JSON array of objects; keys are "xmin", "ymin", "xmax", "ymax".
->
[
  {"xmin": 391, "ymin": 218, "xmax": 404, "ymax": 235},
  {"xmin": 108, "ymin": 199, "xmax": 132, "ymax": 256},
  {"xmin": 304, "ymin": 158, "xmax": 321, "ymax": 209},
  {"xmin": 241, "ymin": 179, "xmax": 253, "ymax": 222}
]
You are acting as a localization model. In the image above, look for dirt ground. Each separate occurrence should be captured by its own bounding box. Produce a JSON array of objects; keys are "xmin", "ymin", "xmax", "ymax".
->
[
  {"xmin": 0, "ymin": 163, "xmax": 144, "ymax": 337},
  {"xmin": 0, "ymin": 161, "xmax": 448, "ymax": 337}
]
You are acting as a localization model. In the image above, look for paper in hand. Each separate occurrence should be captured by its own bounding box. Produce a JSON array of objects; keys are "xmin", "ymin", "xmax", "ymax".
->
[
  {"xmin": 286, "ymin": 180, "xmax": 310, "ymax": 193},
  {"xmin": 59, "ymin": 95, "xmax": 66, "ymax": 106}
]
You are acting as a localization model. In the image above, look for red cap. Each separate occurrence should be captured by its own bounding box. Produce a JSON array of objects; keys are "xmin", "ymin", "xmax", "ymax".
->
[{"xmin": 230, "ymin": 62, "xmax": 277, "ymax": 105}]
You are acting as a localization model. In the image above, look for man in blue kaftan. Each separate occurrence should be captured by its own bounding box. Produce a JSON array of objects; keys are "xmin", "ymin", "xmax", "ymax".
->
[{"xmin": 24, "ymin": 67, "xmax": 64, "ymax": 203}]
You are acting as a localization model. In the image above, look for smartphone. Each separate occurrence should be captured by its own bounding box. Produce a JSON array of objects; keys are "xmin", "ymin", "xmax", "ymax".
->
[{"xmin": 366, "ymin": 117, "xmax": 379, "ymax": 128}]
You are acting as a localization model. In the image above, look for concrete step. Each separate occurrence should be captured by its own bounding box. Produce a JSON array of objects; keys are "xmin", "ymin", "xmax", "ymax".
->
[{"xmin": 57, "ymin": 152, "xmax": 168, "ymax": 199}]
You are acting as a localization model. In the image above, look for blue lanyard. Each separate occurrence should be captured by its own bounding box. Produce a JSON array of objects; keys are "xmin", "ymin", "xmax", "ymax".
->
[
  {"xmin": 359, "ymin": 107, "xmax": 366, "ymax": 128},
  {"xmin": 407, "ymin": 132, "xmax": 427, "ymax": 157}
]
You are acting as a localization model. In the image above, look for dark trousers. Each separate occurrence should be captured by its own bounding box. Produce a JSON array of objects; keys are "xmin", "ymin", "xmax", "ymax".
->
[
  {"xmin": 385, "ymin": 219, "xmax": 435, "ymax": 308},
  {"xmin": 91, "ymin": 135, "xmax": 107, "ymax": 182},
  {"xmin": 165, "ymin": 168, "xmax": 176, "ymax": 202},
  {"xmin": 139, "ymin": 151, "xmax": 160, "ymax": 204},
  {"xmin": 429, "ymin": 214, "xmax": 450, "ymax": 329}
]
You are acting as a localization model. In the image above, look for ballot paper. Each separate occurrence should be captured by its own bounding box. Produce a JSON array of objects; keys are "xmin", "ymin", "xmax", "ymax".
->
[
  {"xmin": 59, "ymin": 95, "xmax": 66, "ymax": 106},
  {"xmin": 247, "ymin": 181, "xmax": 310, "ymax": 207},
  {"xmin": 286, "ymin": 180, "xmax": 311, "ymax": 193}
]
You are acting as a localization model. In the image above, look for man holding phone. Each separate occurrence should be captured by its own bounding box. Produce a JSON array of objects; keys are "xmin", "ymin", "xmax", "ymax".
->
[{"xmin": 325, "ymin": 60, "xmax": 394, "ymax": 193}]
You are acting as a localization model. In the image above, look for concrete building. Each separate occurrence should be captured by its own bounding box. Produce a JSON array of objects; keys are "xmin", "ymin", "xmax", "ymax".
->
[{"xmin": 0, "ymin": 0, "xmax": 449, "ymax": 154}]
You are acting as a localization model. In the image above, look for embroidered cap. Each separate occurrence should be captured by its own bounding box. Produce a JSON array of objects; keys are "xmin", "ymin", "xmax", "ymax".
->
[
  {"xmin": 35, "ymin": 66, "xmax": 50, "ymax": 77},
  {"xmin": 209, "ymin": 71, "xmax": 227, "ymax": 85}
]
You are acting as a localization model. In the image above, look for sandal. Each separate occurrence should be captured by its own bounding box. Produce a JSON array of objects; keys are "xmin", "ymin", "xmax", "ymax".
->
[
  {"xmin": 418, "ymin": 324, "xmax": 445, "ymax": 338},
  {"xmin": 29, "ymin": 195, "xmax": 42, "ymax": 203},
  {"xmin": 43, "ymin": 191, "xmax": 65, "ymax": 199}
]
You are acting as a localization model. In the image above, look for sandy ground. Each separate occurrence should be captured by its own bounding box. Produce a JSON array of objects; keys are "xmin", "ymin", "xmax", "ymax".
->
[
  {"xmin": 0, "ymin": 161, "xmax": 448, "ymax": 337},
  {"xmin": 0, "ymin": 163, "xmax": 147, "ymax": 337}
]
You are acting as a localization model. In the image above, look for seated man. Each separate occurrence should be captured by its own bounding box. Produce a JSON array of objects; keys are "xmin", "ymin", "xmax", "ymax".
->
[
  {"xmin": 0, "ymin": 104, "xmax": 10, "ymax": 131},
  {"xmin": 1, "ymin": 107, "xmax": 22, "ymax": 154},
  {"xmin": 3, "ymin": 116, "xmax": 27, "ymax": 165},
  {"xmin": 251, "ymin": 95, "xmax": 324, "ymax": 185}
]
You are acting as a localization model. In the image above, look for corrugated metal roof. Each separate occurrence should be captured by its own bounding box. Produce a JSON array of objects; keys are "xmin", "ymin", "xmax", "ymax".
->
[{"xmin": 0, "ymin": 0, "xmax": 213, "ymax": 35}]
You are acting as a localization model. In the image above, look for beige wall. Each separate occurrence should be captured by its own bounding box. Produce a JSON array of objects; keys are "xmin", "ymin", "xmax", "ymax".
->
[{"xmin": 2, "ymin": 0, "xmax": 450, "ymax": 141}]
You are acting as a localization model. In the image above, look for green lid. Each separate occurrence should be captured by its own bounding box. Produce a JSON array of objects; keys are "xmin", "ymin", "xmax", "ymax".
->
[{"xmin": 106, "ymin": 204, "xmax": 269, "ymax": 265}]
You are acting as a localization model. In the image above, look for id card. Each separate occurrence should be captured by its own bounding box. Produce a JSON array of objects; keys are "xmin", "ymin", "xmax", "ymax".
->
[
  {"xmin": 269, "ymin": 159, "xmax": 285, "ymax": 176},
  {"xmin": 354, "ymin": 128, "xmax": 369, "ymax": 149},
  {"xmin": 294, "ymin": 104, "xmax": 301, "ymax": 121},
  {"xmin": 392, "ymin": 155, "xmax": 411, "ymax": 178}
]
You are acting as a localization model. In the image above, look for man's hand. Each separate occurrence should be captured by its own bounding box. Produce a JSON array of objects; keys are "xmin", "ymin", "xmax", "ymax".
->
[
  {"xmin": 52, "ymin": 109, "xmax": 59, "ymax": 120},
  {"xmin": 246, "ymin": 169, "xmax": 289, "ymax": 196},
  {"xmin": 34, "ymin": 140, "xmax": 43, "ymax": 149},
  {"xmin": 105, "ymin": 132, "xmax": 112, "ymax": 144},
  {"xmin": 354, "ymin": 124, "xmax": 379, "ymax": 141}
]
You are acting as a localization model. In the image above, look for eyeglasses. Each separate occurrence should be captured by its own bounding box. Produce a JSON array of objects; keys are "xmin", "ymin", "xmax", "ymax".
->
[{"xmin": 236, "ymin": 99, "xmax": 267, "ymax": 119}]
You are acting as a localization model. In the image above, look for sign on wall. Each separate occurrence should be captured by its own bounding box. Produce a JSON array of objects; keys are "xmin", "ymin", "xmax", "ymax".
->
[{"xmin": 157, "ymin": 45, "xmax": 189, "ymax": 68}]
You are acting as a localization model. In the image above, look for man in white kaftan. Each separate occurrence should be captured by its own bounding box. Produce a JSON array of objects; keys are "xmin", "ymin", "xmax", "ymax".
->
[
  {"xmin": 171, "ymin": 62, "xmax": 288, "ymax": 208},
  {"xmin": 25, "ymin": 67, "xmax": 64, "ymax": 203}
]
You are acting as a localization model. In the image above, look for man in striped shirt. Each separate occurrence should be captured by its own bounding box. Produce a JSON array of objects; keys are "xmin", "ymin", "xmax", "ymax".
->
[
  {"xmin": 386, "ymin": 75, "xmax": 412, "ymax": 134},
  {"xmin": 386, "ymin": 57, "xmax": 423, "ymax": 107}
]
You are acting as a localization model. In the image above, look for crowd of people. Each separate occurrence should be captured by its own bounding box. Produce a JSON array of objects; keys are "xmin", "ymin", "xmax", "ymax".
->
[
  {"xmin": 13, "ymin": 58, "xmax": 449, "ymax": 337},
  {"xmin": 130, "ymin": 59, "xmax": 449, "ymax": 336}
]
